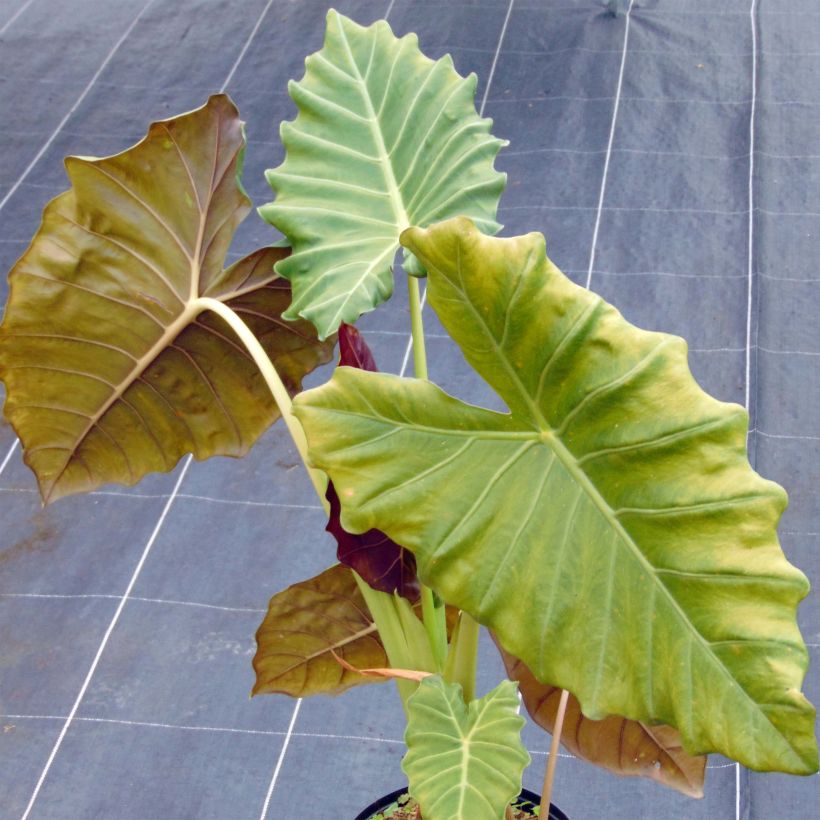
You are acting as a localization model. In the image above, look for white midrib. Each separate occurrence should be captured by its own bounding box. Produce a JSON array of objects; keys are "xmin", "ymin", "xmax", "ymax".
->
[
  {"xmin": 335, "ymin": 18, "xmax": 409, "ymax": 233},
  {"xmin": 45, "ymin": 301, "xmax": 202, "ymax": 500},
  {"xmin": 263, "ymin": 623, "xmax": 379, "ymax": 677},
  {"xmin": 432, "ymin": 268, "xmax": 806, "ymax": 766}
]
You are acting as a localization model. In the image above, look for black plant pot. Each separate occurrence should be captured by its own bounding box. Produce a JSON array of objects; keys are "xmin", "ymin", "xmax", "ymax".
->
[{"xmin": 354, "ymin": 786, "xmax": 569, "ymax": 819}]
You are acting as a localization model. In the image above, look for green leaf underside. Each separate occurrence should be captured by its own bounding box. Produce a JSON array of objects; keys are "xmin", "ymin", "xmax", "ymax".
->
[
  {"xmin": 294, "ymin": 218, "xmax": 818, "ymax": 774},
  {"xmin": 253, "ymin": 564, "xmax": 389, "ymax": 697},
  {"xmin": 260, "ymin": 9, "xmax": 506, "ymax": 339},
  {"xmin": 495, "ymin": 640, "xmax": 706, "ymax": 798},
  {"xmin": 403, "ymin": 677, "xmax": 529, "ymax": 820},
  {"xmin": 0, "ymin": 95, "xmax": 334, "ymax": 502}
]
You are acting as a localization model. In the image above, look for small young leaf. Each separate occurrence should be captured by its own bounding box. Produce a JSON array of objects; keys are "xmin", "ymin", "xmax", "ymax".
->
[
  {"xmin": 402, "ymin": 677, "xmax": 529, "ymax": 820},
  {"xmin": 327, "ymin": 323, "xmax": 419, "ymax": 599},
  {"xmin": 339, "ymin": 322, "xmax": 378, "ymax": 372},
  {"xmin": 261, "ymin": 9, "xmax": 507, "ymax": 338},
  {"xmin": 253, "ymin": 564, "xmax": 389, "ymax": 697},
  {"xmin": 0, "ymin": 95, "xmax": 335, "ymax": 502},
  {"xmin": 495, "ymin": 639, "xmax": 706, "ymax": 798}
]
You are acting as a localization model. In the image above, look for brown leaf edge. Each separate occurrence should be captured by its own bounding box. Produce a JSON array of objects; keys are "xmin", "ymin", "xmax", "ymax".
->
[{"xmin": 495, "ymin": 637, "xmax": 706, "ymax": 798}]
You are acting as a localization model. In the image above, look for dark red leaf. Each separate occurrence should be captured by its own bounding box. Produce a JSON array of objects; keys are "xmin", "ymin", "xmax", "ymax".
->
[
  {"xmin": 326, "ymin": 482, "xmax": 419, "ymax": 600},
  {"xmin": 328, "ymin": 324, "xmax": 418, "ymax": 599},
  {"xmin": 339, "ymin": 322, "xmax": 378, "ymax": 371}
]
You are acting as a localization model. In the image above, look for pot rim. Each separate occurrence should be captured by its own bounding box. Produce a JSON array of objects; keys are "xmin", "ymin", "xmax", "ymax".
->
[{"xmin": 353, "ymin": 785, "xmax": 569, "ymax": 820}]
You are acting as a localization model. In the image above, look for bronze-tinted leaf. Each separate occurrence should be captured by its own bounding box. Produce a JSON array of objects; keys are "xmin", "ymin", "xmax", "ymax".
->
[
  {"xmin": 497, "ymin": 642, "xmax": 706, "ymax": 798},
  {"xmin": 253, "ymin": 563, "xmax": 389, "ymax": 697},
  {"xmin": 328, "ymin": 323, "xmax": 419, "ymax": 598},
  {"xmin": 0, "ymin": 95, "xmax": 334, "ymax": 502}
]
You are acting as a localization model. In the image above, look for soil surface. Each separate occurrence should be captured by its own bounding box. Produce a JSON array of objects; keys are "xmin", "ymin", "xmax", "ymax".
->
[{"xmin": 368, "ymin": 793, "xmax": 537, "ymax": 819}]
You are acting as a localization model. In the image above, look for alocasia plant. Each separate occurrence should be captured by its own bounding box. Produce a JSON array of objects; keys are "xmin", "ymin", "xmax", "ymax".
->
[{"xmin": 1, "ymin": 9, "xmax": 816, "ymax": 820}]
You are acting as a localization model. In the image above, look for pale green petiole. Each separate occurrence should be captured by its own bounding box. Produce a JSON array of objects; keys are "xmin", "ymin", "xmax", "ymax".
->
[
  {"xmin": 406, "ymin": 274, "xmax": 451, "ymax": 674},
  {"xmin": 198, "ymin": 296, "xmax": 445, "ymax": 705},
  {"xmin": 196, "ymin": 297, "xmax": 329, "ymax": 510},
  {"xmin": 443, "ymin": 610, "xmax": 481, "ymax": 703}
]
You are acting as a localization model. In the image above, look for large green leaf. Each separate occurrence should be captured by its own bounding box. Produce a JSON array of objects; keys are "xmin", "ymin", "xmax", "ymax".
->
[
  {"xmin": 293, "ymin": 217, "xmax": 818, "ymax": 774},
  {"xmin": 253, "ymin": 564, "xmax": 389, "ymax": 697},
  {"xmin": 0, "ymin": 95, "xmax": 334, "ymax": 502},
  {"xmin": 495, "ymin": 640, "xmax": 706, "ymax": 798},
  {"xmin": 403, "ymin": 677, "xmax": 529, "ymax": 820},
  {"xmin": 259, "ymin": 9, "xmax": 507, "ymax": 339}
]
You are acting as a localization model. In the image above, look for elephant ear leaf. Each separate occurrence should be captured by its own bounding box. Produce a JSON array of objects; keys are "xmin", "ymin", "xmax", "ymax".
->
[
  {"xmin": 0, "ymin": 94, "xmax": 334, "ymax": 503},
  {"xmin": 293, "ymin": 217, "xmax": 818, "ymax": 775},
  {"xmin": 403, "ymin": 677, "xmax": 529, "ymax": 820},
  {"xmin": 260, "ymin": 9, "xmax": 507, "ymax": 339},
  {"xmin": 253, "ymin": 564, "xmax": 389, "ymax": 698},
  {"xmin": 495, "ymin": 639, "xmax": 706, "ymax": 798}
]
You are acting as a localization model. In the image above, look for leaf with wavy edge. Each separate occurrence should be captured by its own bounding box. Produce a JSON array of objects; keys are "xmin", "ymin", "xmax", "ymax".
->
[
  {"xmin": 0, "ymin": 95, "xmax": 335, "ymax": 502},
  {"xmin": 495, "ymin": 640, "xmax": 706, "ymax": 798},
  {"xmin": 402, "ymin": 677, "xmax": 529, "ymax": 820},
  {"xmin": 253, "ymin": 563, "xmax": 390, "ymax": 697},
  {"xmin": 293, "ymin": 217, "xmax": 818, "ymax": 774},
  {"xmin": 260, "ymin": 9, "xmax": 507, "ymax": 339}
]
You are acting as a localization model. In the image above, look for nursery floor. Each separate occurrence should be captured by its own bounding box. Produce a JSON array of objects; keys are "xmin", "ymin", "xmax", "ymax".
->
[{"xmin": 1, "ymin": 0, "xmax": 818, "ymax": 818}]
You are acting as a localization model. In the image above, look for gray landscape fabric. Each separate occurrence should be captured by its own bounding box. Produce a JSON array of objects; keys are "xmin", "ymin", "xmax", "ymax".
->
[{"xmin": 1, "ymin": 0, "xmax": 818, "ymax": 817}]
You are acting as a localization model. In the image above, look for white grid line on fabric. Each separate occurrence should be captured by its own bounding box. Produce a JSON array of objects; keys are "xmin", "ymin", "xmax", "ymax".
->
[
  {"xmin": 10, "ymin": 36, "xmax": 820, "ymax": 65},
  {"xmin": 504, "ymin": 204, "xmax": 820, "ymax": 218},
  {"xmin": 0, "ymin": 0, "xmax": 159, "ymax": 215},
  {"xmin": 20, "ymin": 457, "xmax": 193, "ymax": 820},
  {"xmin": 8, "ymin": 128, "xmax": 820, "ymax": 164},
  {"xmin": 0, "ymin": 592, "xmax": 266, "ymax": 614},
  {"xmin": 0, "ymin": 713, "xmax": 400, "ymax": 744},
  {"xmin": 512, "ymin": 203, "xmax": 820, "ymax": 220},
  {"xmin": 747, "ymin": 0, "xmax": 759, "ymax": 415},
  {"xmin": 739, "ymin": 1, "xmax": 759, "ymax": 815},
  {"xmin": 219, "ymin": 0, "xmax": 276, "ymax": 94},
  {"xmin": 0, "ymin": 440, "xmax": 19, "ymax": 479},
  {"xmin": 585, "ymin": 0, "xmax": 634, "ymax": 289},
  {"xmin": 479, "ymin": 0, "xmax": 515, "ymax": 116},
  {"xmin": 10, "ymin": 196, "xmax": 820, "ymax": 225},
  {"xmin": 376, "ymin": 3, "xmax": 820, "ymax": 16},
  {"xmin": 585, "ymin": 6, "xmax": 820, "ymax": 16},
  {"xmin": 753, "ymin": 430, "xmax": 820, "ymax": 442},
  {"xmin": 505, "ymin": 146, "xmax": 820, "ymax": 161},
  {"xmin": 0, "ymin": 712, "xmax": 750, "ymax": 769},
  {"xmin": 5, "ymin": 81, "xmax": 820, "ymax": 109},
  {"xmin": 538, "ymin": 270, "xmax": 818, "ymax": 286},
  {"xmin": 259, "ymin": 699, "xmax": 301, "ymax": 820},
  {"xmin": 489, "ymin": 94, "xmax": 820, "ymax": 107},
  {"xmin": 0, "ymin": 486, "xmax": 325, "ymax": 510},
  {"xmin": 0, "ymin": 0, "xmax": 37, "ymax": 36}
]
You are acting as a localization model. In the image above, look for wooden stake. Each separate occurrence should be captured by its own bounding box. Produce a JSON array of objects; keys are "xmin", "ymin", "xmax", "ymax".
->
[{"xmin": 540, "ymin": 689, "xmax": 570, "ymax": 818}]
